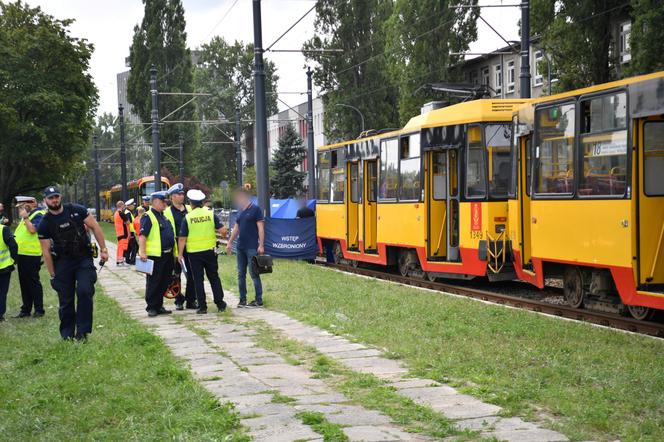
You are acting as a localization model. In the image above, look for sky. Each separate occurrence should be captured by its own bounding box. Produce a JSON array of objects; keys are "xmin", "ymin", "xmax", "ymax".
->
[{"xmin": 27, "ymin": 0, "xmax": 521, "ymax": 118}]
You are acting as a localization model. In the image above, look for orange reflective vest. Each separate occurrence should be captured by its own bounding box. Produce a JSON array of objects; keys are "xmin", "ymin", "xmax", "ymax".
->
[{"xmin": 114, "ymin": 210, "xmax": 128, "ymax": 238}]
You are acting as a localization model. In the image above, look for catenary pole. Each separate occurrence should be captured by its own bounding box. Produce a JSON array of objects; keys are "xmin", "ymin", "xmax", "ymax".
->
[
  {"xmin": 93, "ymin": 135, "xmax": 100, "ymax": 221},
  {"xmin": 519, "ymin": 0, "xmax": 531, "ymax": 98},
  {"xmin": 235, "ymin": 107, "xmax": 242, "ymax": 187},
  {"xmin": 150, "ymin": 64, "xmax": 162, "ymax": 189},
  {"xmin": 252, "ymin": 0, "xmax": 270, "ymax": 216},
  {"xmin": 119, "ymin": 104, "xmax": 128, "ymax": 201},
  {"xmin": 306, "ymin": 67, "xmax": 315, "ymax": 199}
]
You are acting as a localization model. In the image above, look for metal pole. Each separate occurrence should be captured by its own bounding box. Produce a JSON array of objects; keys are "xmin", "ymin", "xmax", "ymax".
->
[
  {"xmin": 306, "ymin": 67, "xmax": 315, "ymax": 199},
  {"xmin": 178, "ymin": 135, "xmax": 185, "ymax": 181},
  {"xmin": 119, "ymin": 104, "xmax": 128, "ymax": 201},
  {"xmin": 253, "ymin": 0, "xmax": 270, "ymax": 217},
  {"xmin": 150, "ymin": 64, "xmax": 162, "ymax": 189},
  {"xmin": 93, "ymin": 135, "xmax": 101, "ymax": 221},
  {"xmin": 74, "ymin": 181, "xmax": 78, "ymax": 203},
  {"xmin": 519, "ymin": 0, "xmax": 531, "ymax": 98},
  {"xmin": 235, "ymin": 107, "xmax": 243, "ymax": 187},
  {"xmin": 83, "ymin": 174, "xmax": 88, "ymax": 209}
]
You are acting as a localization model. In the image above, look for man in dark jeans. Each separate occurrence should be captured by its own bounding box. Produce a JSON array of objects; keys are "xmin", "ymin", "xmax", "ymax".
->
[{"xmin": 226, "ymin": 188, "xmax": 265, "ymax": 308}]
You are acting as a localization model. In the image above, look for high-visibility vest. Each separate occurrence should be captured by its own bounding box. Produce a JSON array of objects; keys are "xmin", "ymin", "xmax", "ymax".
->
[
  {"xmin": 163, "ymin": 207, "xmax": 180, "ymax": 257},
  {"xmin": 145, "ymin": 209, "xmax": 176, "ymax": 257},
  {"xmin": 114, "ymin": 210, "xmax": 127, "ymax": 237},
  {"xmin": 15, "ymin": 209, "xmax": 45, "ymax": 256},
  {"xmin": 184, "ymin": 207, "xmax": 217, "ymax": 253},
  {"xmin": 124, "ymin": 209, "xmax": 135, "ymax": 234},
  {"xmin": 0, "ymin": 225, "xmax": 14, "ymax": 270}
]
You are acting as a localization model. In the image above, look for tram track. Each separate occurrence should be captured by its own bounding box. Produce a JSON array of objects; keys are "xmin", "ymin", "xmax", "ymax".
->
[{"xmin": 319, "ymin": 261, "xmax": 664, "ymax": 339}]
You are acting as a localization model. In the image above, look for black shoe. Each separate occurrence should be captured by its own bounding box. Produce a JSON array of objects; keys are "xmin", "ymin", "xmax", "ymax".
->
[
  {"xmin": 33, "ymin": 311, "xmax": 45, "ymax": 318},
  {"xmin": 185, "ymin": 303, "xmax": 198, "ymax": 310},
  {"xmin": 147, "ymin": 309, "xmax": 158, "ymax": 317},
  {"xmin": 157, "ymin": 307, "xmax": 172, "ymax": 315},
  {"xmin": 216, "ymin": 301, "xmax": 227, "ymax": 312},
  {"xmin": 196, "ymin": 308, "xmax": 207, "ymax": 314},
  {"xmin": 247, "ymin": 300, "xmax": 264, "ymax": 308},
  {"xmin": 237, "ymin": 300, "xmax": 247, "ymax": 308},
  {"xmin": 14, "ymin": 311, "xmax": 31, "ymax": 318},
  {"xmin": 75, "ymin": 333, "xmax": 88, "ymax": 343},
  {"xmin": 175, "ymin": 303, "xmax": 184, "ymax": 311}
]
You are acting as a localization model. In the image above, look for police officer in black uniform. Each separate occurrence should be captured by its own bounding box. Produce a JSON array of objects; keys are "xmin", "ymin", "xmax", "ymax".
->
[
  {"xmin": 138, "ymin": 191, "xmax": 175, "ymax": 317},
  {"xmin": 38, "ymin": 186, "xmax": 108, "ymax": 341},
  {"xmin": 166, "ymin": 183, "xmax": 196, "ymax": 310}
]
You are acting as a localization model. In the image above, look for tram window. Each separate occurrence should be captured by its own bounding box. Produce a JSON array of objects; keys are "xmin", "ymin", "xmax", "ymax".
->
[
  {"xmin": 379, "ymin": 139, "xmax": 398, "ymax": 200},
  {"xmin": 432, "ymin": 152, "xmax": 448, "ymax": 200},
  {"xmin": 534, "ymin": 103, "xmax": 575, "ymax": 194},
  {"xmin": 399, "ymin": 133, "xmax": 421, "ymax": 201},
  {"xmin": 350, "ymin": 163, "xmax": 360, "ymax": 203},
  {"xmin": 449, "ymin": 149, "xmax": 459, "ymax": 197},
  {"xmin": 644, "ymin": 121, "xmax": 664, "ymax": 196},
  {"xmin": 465, "ymin": 125, "xmax": 487, "ymax": 198},
  {"xmin": 367, "ymin": 161, "xmax": 378, "ymax": 202},
  {"xmin": 330, "ymin": 149, "xmax": 345, "ymax": 203},
  {"xmin": 317, "ymin": 151, "xmax": 331, "ymax": 202},
  {"xmin": 579, "ymin": 93, "xmax": 627, "ymax": 197},
  {"xmin": 485, "ymin": 124, "xmax": 512, "ymax": 199}
]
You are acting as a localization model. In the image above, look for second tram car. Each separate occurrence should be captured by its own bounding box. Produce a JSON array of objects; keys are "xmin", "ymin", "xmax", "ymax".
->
[
  {"xmin": 316, "ymin": 99, "xmax": 526, "ymax": 280},
  {"xmin": 100, "ymin": 175, "xmax": 170, "ymax": 221}
]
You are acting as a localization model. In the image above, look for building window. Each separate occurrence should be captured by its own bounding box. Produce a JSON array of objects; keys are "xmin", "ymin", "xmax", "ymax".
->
[
  {"xmin": 494, "ymin": 64, "xmax": 502, "ymax": 95},
  {"xmin": 482, "ymin": 66, "xmax": 490, "ymax": 87},
  {"xmin": 620, "ymin": 21, "xmax": 631, "ymax": 64},
  {"xmin": 533, "ymin": 51, "xmax": 543, "ymax": 86},
  {"xmin": 507, "ymin": 61, "xmax": 515, "ymax": 93}
]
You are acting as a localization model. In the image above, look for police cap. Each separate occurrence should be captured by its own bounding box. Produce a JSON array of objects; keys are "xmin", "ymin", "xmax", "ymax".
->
[
  {"xmin": 150, "ymin": 191, "xmax": 168, "ymax": 201},
  {"xmin": 15, "ymin": 196, "xmax": 36, "ymax": 204},
  {"xmin": 125, "ymin": 198, "xmax": 135, "ymax": 206},
  {"xmin": 43, "ymin": 186, "xmax": 61, "ymax": 198},
  {"xmin": 186, "ymin": 189, "xmax": 206, "ymax": 202},
  {"xmin": 167, "ymin": 183, "xmax": 185, "ymax": 195}
]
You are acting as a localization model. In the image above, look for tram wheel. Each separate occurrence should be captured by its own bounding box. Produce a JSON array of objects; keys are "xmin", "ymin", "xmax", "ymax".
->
[
  {"xmin": 627, "ymin": 305, "xmax": 655, "ymax": 321},
  {"xmin": 426, "ymin": 272, "xmax": 437, "ymax": 282},
  {"xmin": 398, "ymin": 250, "xmax": 417, "ymax": 277},
  {"xmin": 350, "ymin": 259, "xmax": 359, "ymax": 268},
  {"xmin": 332, "ymin": 242, "xmax": 344, "ymax": 265},
  {"xmin": 563, "ymin": 266, "xmax": 586, "ymax": 309}
]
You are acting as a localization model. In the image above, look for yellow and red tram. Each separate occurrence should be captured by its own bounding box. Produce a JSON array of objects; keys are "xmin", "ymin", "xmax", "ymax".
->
[
  {"xmin": 316, "ymin": 99, "xmax": 526, "ymax": 280},
  {"xmin": 99, "ymin": 175, "xmax": 170, "ymax": 222},
  {"xmin": 509, "ymin": 71, "xmax": 664, "ymax": 320}
]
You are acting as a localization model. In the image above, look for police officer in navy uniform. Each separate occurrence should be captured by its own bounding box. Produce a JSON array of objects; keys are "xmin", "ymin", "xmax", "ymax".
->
[
  {"xmin": 178, "ymin": 189, "xmax": 226, "ymax": 314},
  {"xmin": 138, "ymin": 191, "xmax": 175, "ymax": 317},
  {"xmin": 0, "ymin": 222, "xmax": 19, "ymax": 322},
  {"xmin": 140, "ymin": 195, "xmax": 151, "ymax": 214},
  {"xmin": 165, "ymin": 183, "xmax": 196, "ymax": 310},
  {"xmin": 38, "ymin": 186, "xmax": 109, "ymax": 341}
]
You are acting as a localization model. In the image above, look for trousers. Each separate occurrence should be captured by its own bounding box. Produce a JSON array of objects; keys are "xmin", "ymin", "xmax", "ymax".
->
[
  {"xmin": 17, "ymin": 254, "xmax": 44, "ymax": 314},
  {"xmin": 187, "ymin": 249, "xmax": 224, "ymax": 309},
  {"xmin": 116, "ymin": 237, "xmax": 128, "ymax": 262},
  {"xmin": 145, "ymin": 252, "xmax": 174, "ymax": 312},
  {"xmin": 174, "ymin": 251, "xmax": 195, "ymax": 306},
  {"xmin": 0, "ymin": 271, "xmax": 11, "ymax": 317},
  {"xmin": 237, "ymin": 248, "xmax": 262, "ymax": 303},
  {"xmin": 51, "ymin": 256, "xmax": 96, "ymax": 339}
]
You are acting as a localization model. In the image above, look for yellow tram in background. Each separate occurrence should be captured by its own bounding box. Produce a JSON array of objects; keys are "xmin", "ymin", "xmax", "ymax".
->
[
  {"xmin": 99, "ymin": 175, "xmax": 170, "ymax": 221},
  {"xmin": 509, "ymin": 71, "xmax": 664, "ymax": 320},
  {"xmin": 316, "ymin": 99, "xmax": 526, "ymax": 280}
]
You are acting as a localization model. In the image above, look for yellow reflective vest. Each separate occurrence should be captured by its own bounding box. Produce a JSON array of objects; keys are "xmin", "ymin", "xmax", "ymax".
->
[
  {"xmin": 144, "ymin": 209, "xmax": 176, "ymax": 257},
  {"xmin": 184, "ymin": 207, "xmax": 217, "ymax": 253},
  {"xmin": 124, "ymin": 209, "xmax": 135, "ymax": 234},
  {"xmin": 15, "ymin": 209, "xmax": 45, "ymax": 256},
  {"xmin": 0, "ymin": 225, "xmax": 15, "ymax": 270}
]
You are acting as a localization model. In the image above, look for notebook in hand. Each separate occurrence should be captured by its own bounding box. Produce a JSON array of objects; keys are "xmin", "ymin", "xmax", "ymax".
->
[{"xmin": 135, "ymin": 258, "xmax": 154, "ymax": 275}]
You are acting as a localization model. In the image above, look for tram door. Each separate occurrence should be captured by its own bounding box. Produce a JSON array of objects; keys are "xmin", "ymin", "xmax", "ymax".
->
[
  {"xmin": 347, "ymin": 161, "xmax": 361, "ymax": 251},
  {"xmin": 519, "ymin": 135, "xmax": 533, "ymax": 268},
  {"xmin": 638, "ymin": 120, "xmax": 664, "ymax": 284},
  {"xmin": 426, "ymin": 149, "xmax": 460, "ymax": 261},
  {"xmin": 363, "ymin": 160, "xmax": 378, "ymax": 252}
]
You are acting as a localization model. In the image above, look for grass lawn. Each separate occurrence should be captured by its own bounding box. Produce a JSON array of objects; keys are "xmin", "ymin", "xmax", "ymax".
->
[
  {"xmin": 0, "ymin": 268, "xmax": 247, "ymax": 441},
  {"xmin": 217, "ymin": 255, "xmax": 664, "ymax": 442}
]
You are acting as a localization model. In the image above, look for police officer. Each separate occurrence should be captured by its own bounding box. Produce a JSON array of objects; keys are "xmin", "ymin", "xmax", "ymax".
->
[
  {"xmin": 0, "ymin": 222, "xmax": 19, "ymax": 322},
  {"xmin": 178, "ymin": 189, "xmax": 226, "ymax": 314},
  {"xmin": 38, "ymin": 186, "xmax": 108, "ymax": 341},
  {"xmin": 165, "ymin": 183, "xmax": 196, "ymax": 310},
  {"xmin": 139, "ymin": 191, "xmax": 175, "ymax": 317},
  {"xmin": 140, "ymin": 195, "xmax": 151, "ymax": 214},
  {"xmin": 13, "ymin": 196, "xmax": 46, "ymax": 318},
  {"xmin": 124, "ymin": 199, "xmax": 138, "ymax": 265}
]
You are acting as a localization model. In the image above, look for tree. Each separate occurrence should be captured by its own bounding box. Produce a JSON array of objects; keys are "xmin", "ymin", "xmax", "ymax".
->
[
  {"xmin": 385, "ymin": 0, "xmax": 479, "ymax": 124},
  {"xmin": 127, "ymin": 0, "xmax": 196, "ymax": 171},
  {"xmin": 626, "ymin": 0, "xmax": 664, "ymax": 75},
  {"xmin": 270, "ymin": 125, "xmax": 306, "ymax": 198},
  {"xmin": 0, "ymin": 1, "xmax": 97, "ymax": 208},
  {"xmin": 304, "ymin": 0, "xmax": 399, "ymax": 142},
  {"xmin": 192, "ymin": 37, "xmax": 278, "ymax": 188},
  {"xmin": 532, "ymin": 0, "xmax": 630, "ymax": 92}
]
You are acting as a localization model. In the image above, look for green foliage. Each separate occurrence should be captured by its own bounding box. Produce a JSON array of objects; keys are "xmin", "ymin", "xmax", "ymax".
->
[
  {"xmin": 0, "ymin": 1, "xmax": 97, "ymax": 206},
  {"xmin": 304, "ymin": 0, "xmax": 399, "ymax": 142},
  {"xmin": 192, "ymin": 37, "xmax": 278, "ymax": 188},
  {"xmin": 532, "ymin": 0, "xmax": 630, "ymax": 91},
  {"xmin": 270, "ymin": 125, "xmax": 307, "ymax": 198},
  {"xmin": 296, "ymin": 411, "xmax": 349, "ymax": 442},
  {"xmin": 385, "ymin": 0, "xmax": 479, "ymax": 124},
  {"xmin": 626, "ymin": 0, "xmax": 664, "ymax": 75},
  {"xmin": 127, "ymin": 0, "xmax": 196, "ymax": 170}
]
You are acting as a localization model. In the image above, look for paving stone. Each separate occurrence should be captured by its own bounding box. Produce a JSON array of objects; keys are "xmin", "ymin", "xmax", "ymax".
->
[
  {"xmin": 426, "ymin": 394, "xmax": 502, "ymax": 419},
  {"xmin": 484, "ymin": 429, "xmax": 569, "ymax": 442},
  {"xmin": 331, "ymin": 348, "xmax": 384, "ymax": 359},
  {"xmin": 250, "ymin": 424, "xmax": 320, "ymax": 442},
  {"xmin": 224, "ymin": 393, "xmax": 274, "ymax": 409},
  {"xmin": 343, "ymin": 425, "xmax": 421, "ymax": 441},
  {"xmin": 454, "ymin": 416, "xmax": 502, "ymax": 431},
  {"xmin": 295, "ymin": 404, "xmax": 392, "ymax": 426},
  {"xmin": 390, "ymin": 378, "xmax": 442, "ymax": 390},
  {"xmin": 240, "ymin": 402, "xmax": 296, "ymax": 418},
  {"xmin": 293, "ymin": 393, "xmax": 349, "ymax": 405}
]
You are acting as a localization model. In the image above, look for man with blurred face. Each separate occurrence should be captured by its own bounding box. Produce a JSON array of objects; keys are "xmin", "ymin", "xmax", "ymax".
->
[
  {"xmin": 114, "ymin": 200, "xmax": 129, "ymax": 266},
  {"xmin": 13, "ymin": 196, "xmax": 45, "ymax": 318},
  {"xmin": 38, "ymin": 186, "xmax": 108, "ymax": 341}
]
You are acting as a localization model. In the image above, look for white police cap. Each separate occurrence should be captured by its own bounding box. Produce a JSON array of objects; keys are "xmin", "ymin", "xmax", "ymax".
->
[
  {"xmin": 167, "ymin": 183, "xmax": 185, "ymax": 195},
  {"xmin": 125, "ymin": 198, "xmax": 135, "ymax": 206},
  {"xmin": 186, "ymin": 189, "xmax": 206, "ymax": 202},
  {"xmin": 150, "ymin": 191, "xmax": 168, "ymax": 201},
  {"xmin": 15, "ymin": 196, "xmax": 36, "ymax": 203}
]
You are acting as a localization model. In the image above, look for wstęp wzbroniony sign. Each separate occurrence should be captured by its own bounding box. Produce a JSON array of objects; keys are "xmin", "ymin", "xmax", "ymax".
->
[{"xmin": 264, "ymin": 217, "xmax": 317, "ymax": 259}]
